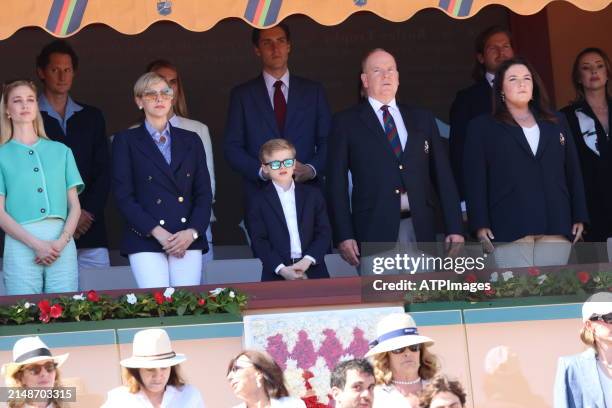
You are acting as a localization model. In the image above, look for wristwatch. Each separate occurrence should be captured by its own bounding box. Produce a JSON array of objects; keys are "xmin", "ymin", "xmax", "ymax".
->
[{"xmin": 191, "ymin": 229, "xmax": 199, "ymax": 240}]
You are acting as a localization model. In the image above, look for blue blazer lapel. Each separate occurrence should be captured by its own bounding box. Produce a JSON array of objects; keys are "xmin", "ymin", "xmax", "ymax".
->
[
  {"xmin": 534, "ymin": 120, "xmax": 553, "ymax": 159},
  {"xmin": 264, "ymin": 183, "xmax": 289, "ymax": 229},
  {"xmin": 399, "ymin": 105, "xmax": 421, "ymax": 161},
  {"xmin": 294, "ymin": 183, "xmax": 306, "ymax": 245},
  {"xmin": 133, "ymin": 124, "xmax": 177, "ymax": 192},
  {"xmin": 284, "ymin": 75, "xmax": 302, "ymax": 138},
  {"xmin": 359, "ymin": 102, "xmax": 399, "ymax": 162},
  {"xmin": 578, "ymin": 349, "xmax": 606, "ymax": 407},
  {"xmin": 507, "ymin": 122, "xmax": 536, "ymax": 157},
  {"xmin": 252, "ymin": 76, "xmax": 281, "ymax": 138},
  {"xmin": 169, "ymin": 124, "xmax": 189, "ymax": 174}
]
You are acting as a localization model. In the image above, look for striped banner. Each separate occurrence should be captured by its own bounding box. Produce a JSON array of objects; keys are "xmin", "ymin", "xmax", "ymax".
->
[
  {"xmin": 45, "ymin": 0, "xmax": 89, "ymax": 36},
  {"xmin": 438, "ymin": 0, "xmax": 473, "ymax": 17},
  {"xmin": 244, "ymin": 0, "xmax": 283, "ymax": 27}
]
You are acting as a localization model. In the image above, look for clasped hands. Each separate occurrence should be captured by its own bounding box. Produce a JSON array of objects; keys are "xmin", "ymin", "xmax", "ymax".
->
[
  {"xmin": 279, "ymin": 258, "xmax": 312, "ymax": 280},
  {"xmin": 153, "ymin": 226, "xmax": 196, "ymax": 258}
]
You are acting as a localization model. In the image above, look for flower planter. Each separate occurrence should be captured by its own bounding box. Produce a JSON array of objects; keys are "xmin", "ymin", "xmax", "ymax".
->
[
  {"xmin": 0, "ymin": 313, "xmax": 242, "ymax": 336},
  {"xmin": 405, "ymin": 294, "xmax": 589, "ymax": 312}
]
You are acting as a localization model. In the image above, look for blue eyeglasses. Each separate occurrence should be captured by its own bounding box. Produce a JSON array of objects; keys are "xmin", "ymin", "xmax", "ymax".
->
[{"xmin": 265, "ymin": 158, "xmax": 295, "ymax": 170}]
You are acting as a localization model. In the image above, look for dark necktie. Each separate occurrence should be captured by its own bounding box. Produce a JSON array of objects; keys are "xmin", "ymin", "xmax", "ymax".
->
[
  {"xmin": 381, "ymin": 105, "xmax": 402, "ymax": 158},
  {"xmin": 273, "ymin": 80, "xmax": 287, "ymax": 135}
]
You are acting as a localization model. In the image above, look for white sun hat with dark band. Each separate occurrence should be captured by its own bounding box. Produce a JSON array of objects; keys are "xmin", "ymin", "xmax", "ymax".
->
[
  {"xmin": 120, "ymin": 328, "xmax": 186, "ymax": 369},
  {"xmin": 1, "ymin": 336, "xmax": 69, "ymax": 378},
  {"xmin": 365, "ymin": 313, "xmax": 434, "ymax": 357},
  {"xmin": 582, "ymin": 292, "xmax": 612, "ymax": 322}
]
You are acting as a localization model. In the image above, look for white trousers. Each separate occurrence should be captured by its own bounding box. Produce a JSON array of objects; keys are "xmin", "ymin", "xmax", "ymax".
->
[
  {"xmin": 77, "ymin": 248, "xmax": 111, "ymax": 269},
  {"xmin": 492, "ymin": 235, "xmax": 571, "ymax": 268},
  {"xmin": 129, "ymin": 250, "xmax": 202, "ymax": 288}
]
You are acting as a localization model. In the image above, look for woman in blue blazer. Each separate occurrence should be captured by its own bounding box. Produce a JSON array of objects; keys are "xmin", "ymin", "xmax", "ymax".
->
[
  {"xmin": 463, "ymin": 57, "xmax": 588, "ymax": 268},
  {"xmin": 554, "ymin": 292, "xmax": 612, "ymax": 408},
  {"xmin": 112, "ymin": 72, "xmax": 212, "ymax": 288}
]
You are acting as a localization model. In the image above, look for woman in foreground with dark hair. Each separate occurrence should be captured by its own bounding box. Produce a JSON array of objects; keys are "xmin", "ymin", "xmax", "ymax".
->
[
  {"xmin": 227, "ymin": 350, "xmax": 305, "ymax": 407},
  {"xmin": 463, "ymin": 57, "xmax": 588, "ymax": 268},
  {"xmin": 561, "ymin": 47, "xmax": 612, "ymax": 245}
]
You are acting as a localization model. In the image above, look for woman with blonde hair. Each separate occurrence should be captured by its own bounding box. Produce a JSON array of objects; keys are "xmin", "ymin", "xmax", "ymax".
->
[
  {"xmin": 1, "ymin": 336, "xmax": 70, "ymax": 408},
  {"xmin": 0, "ymin": 79, "xmax": 82, "ymax": 295},
  {"xmin": 554, "ymin": 292, "xmax": 612, "ymax": 407},
  {"xmin": 365, "ymin": 313, "xmax": 439, "ymax": 408},
  {"xmin": 102, "ymin": 328, "xmax": 205, "ymax": 407},
  {"xmin": 227, "ymin": 350, "xmax": 305, "ymax": 407}
]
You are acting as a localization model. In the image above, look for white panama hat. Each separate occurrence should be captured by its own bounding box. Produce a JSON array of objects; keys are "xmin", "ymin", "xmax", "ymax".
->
[
  {"xmin": 1, "ymin": 336, "xmax": 69, "ymax": 378},
  {"xmin": 120, "ymin": 328, "xmax": 186, "ymax": 369},
  {"xmin": 365, "ymin": 313, "xmax": 434, "ymax": 357},
  {"xmin": 582, "ymin": 292, "xmax": 612, "ymax": 322}
]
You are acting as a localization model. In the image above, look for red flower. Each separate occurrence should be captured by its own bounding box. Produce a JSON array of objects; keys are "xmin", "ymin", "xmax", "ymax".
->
[
  {"xmin": 210, "ymin": 296, "xmax": 217, "ymax": 303},
  {"xmin": 465, "ymin": 273, "xmax": 478, "ymax": 283},
  {"xmin": 528, "ymin": 267, "xmax": 540, "ymax": 276},
  {"xmin": 37, "ymin": 300, "xmax": 50, "ymax": 314},
  {"xmin": 165, "ymin": 297, "xmax": 173, "ymax": 303},
  {"xmin": 39, "ymin": 313, "xmax": 50, "ymax": 323},
  {"xmin": 198, "ymin": 298, "xmax": 206, "ymax": 306},
  {"xmin": 577, "ymin": 271, "xmax": 590, "ymax": 284},
  {"xmin": 49, "ymin": 304, "xmax": 63, "ymax": 318},
  {"xmin": 484, "ymin": 288, "xmax": 496, "ymax": 296},
  {"xmin": 153, "ymin": 292, "xmax": 164, "ymax": 305},
  {"xmin": 87, "ymin": 290, "xmax": 100, "ymax": 302}
]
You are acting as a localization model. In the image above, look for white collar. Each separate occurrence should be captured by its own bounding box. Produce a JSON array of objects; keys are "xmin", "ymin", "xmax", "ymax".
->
[
  {"xmin": 263, "ymin": 69, "xmax": 290, "ymax": 91},
  {"xmin": 368, "ymin": 96, "xmax": 398, "ymax": 113},
  {"xmin": 272, "ymin": 180, "xmax": 295, "ymax": 194},
  {"xmin": 485, "ymin": 72, "xmax": 495, "ymax": 87}
]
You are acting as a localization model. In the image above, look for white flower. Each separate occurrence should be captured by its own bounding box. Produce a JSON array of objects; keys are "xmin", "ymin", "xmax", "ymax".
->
[
  {"xmin": 283, "ymin": 359, "xmax": 306, "ymax": 397},
  {"xmin": 537, "ymin": 275, "xmax": 547, "ymax": 285},
  {"xmin": 126, "ymin": 293, "xmax": 137, "ymax": 305},
  {"xmin": 163, "ymin": 287, "xmax": 175, "ymax": 298},
  {"xmin": 309, "ymin": 357, "xmax": 332, "ymax": 404},
  {"xmin": 229, "ymin": 291, "xmax": 236, "ymax": 298},
  {"xmin": 72, "ymin": 293, "xmax": 85, "ymax": 301},
  {"xmin": 209, "ymin": 287, "xmax": 225, "ymax": 296},
  {"xmin": 502, "ymin": 271, "xmax": 514, "ymax": 282},
  {"xmin": 24, "ymin": 302, "xmax": 32, "ymax": 309},
  {"xmin": 489, "ymin": 272, "xmax": 499, "ymax": 283}
]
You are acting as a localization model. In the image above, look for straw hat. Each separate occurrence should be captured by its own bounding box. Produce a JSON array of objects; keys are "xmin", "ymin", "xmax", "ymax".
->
[
  {"xmin": 582, "ymin": 292, "xmax": 612, "ymax": 322},
  {"xmin": 120, "ymin": 329, "xmax": 186, "ymax": 369},
  {"xmin": 1, "ymin": 336, "xmax": 69, "ymax": 378},
  {"xmin": 365, "ymin": 313, "xmax": 434, "ymax": 357}
]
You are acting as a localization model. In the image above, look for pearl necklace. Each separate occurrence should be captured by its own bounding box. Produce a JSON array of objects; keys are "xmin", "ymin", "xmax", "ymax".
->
[{"xmin": 392, "ymin": 377, "xmax": 421, "ymax": 385}]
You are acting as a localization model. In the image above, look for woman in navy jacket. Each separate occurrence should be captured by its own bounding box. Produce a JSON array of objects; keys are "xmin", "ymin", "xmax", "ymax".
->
[
  {"xmin": 112, "ymin": 73, "xmax": 212, "ymax": 288},
  {"xmin": 463, "ymin": 57, "xmax": 588, "ymax": 268}
]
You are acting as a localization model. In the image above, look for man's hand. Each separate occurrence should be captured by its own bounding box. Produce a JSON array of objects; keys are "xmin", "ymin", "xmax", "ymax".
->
[
  {"xmin": 279, "ymin": 266, "xmax": 307, "ymax": 280},
  {"xmin": 444, "ymin": 234, "xmax": 465, "ymax": 257},
  {"xmin": 292, "ymin": 258, "xmax": 313, "ymax": 274},
  {"xmin": 293, "ymin": 161, "xmax": 315, "ymax": 183},
  {"xmin": 572, "ymin": 223, "xmax": 584, "ymax": 244},
  {"xmin": 75, "ymin": 210, "xmax": 95, "ymax": 238},
  {"xmin": 477, "ymin": 228, "xmax": 495, "ymax": 254},
  {"xmin": 338, "ymin": 239, "xmax": 360, "ymax": 266}
]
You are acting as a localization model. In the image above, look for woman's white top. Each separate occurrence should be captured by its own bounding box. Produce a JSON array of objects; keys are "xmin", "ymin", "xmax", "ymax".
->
[
  {"xmin": 372, "ymin": 381, "xmax": 430, "ymax": 408},
  {"xmin": 169, "ymin": 115, "xmax": 216, "ymax": 222},
  {"xmin": 522, "ymin": 124, "xmax": 540, "ymax": 156},
  {"xmin": 231, "ymin": 396, "xmax": 306, "ymax": 408},
  {"xmin": 101, "ymin": 384, "xmax": 205, "ymax": 408}
]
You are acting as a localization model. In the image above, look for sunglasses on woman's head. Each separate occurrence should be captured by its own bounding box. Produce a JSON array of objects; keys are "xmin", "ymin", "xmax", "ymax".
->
[
  {"xmin": 23, "ymin": 362, "xmax": 57, "ymax": 375},
  {"xmin": 390, "ymin": 344, "xmax": 421, "ymax": 354},
  {"xmin": 265, "ymin": 158, "xmax": 295, "ymax": 170},
  {"xmin": 590, "ymin": 313, "xmax": 612, "ymax": 324},
  {"xmin": 141, "ymin": 87, "xmax": 174, "ymax": 101}
]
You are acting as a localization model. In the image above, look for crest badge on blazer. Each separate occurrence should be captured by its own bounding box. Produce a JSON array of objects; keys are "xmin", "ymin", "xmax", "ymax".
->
[
  {"xmin": 424, "ymin": 140, "xmax": 430, "ymax": 154},
  {"xmin": 559, "ymin": 132, "xmax": 565, "ymax": 146}
]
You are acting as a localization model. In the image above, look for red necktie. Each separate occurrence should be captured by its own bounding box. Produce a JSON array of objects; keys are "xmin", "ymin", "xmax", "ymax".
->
[{"xmin": 273, "ymin": 80, "xmax": 287, "ymax": 135}]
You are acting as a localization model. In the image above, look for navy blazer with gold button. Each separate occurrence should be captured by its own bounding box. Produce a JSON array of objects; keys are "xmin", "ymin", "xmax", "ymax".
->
[
  {"xmin": 112, "ymin": 123, "xmax": 212, "ymax": 255},
  {"xmin": 463, "ymin": 114, "xmax": 589, "ymax": 243}
]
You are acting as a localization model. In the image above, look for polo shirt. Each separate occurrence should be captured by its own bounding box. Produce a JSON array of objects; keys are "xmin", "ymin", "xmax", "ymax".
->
[{"xmin": 0, "ymin": 138, "xmax": 84, "ymax": 224}]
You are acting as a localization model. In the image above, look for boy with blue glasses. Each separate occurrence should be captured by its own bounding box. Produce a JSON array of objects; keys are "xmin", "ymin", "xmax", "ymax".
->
[{"xmin": 247, "ymin": 139, "xmax": 331, "ymax": 281}]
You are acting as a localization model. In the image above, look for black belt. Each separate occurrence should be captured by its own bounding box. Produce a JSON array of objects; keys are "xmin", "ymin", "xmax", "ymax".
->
[{"xmin": 400, "ymin": 211, "xmax": 412, "ymax": 219}]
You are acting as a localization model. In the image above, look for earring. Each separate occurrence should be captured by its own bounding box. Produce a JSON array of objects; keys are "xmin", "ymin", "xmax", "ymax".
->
[
  {"xmin": 501, "ymin": 92, "xmax": 505, "ymax": 102},
  {"xmin": 138, "ymin": 106, "xmax": 143, "ymax": 110}
]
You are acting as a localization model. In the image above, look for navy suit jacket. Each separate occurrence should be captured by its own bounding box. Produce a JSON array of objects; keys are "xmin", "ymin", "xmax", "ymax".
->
[
  {"xmin": 247, "ymin": 182, "xmax": 331, "ymax": 281},
  {"xmin": 112, "ymin": 124, "xmax": 212, "ymax": 255},
  {"xmin": 463, "ymin": 114, "xmax": 589, "ymax": 243},
  {"xmin": 554, "ymin": 349, "xmax": 608, "ymax": 408},
  {"xmin": 223, "ymin": 74, "xmax": 331, "ymax": 200},
  {"xmin": 42, "ymin": 104, "xmax": 110, "ymax": 248},
  {"xmin": 326, "ymin": 101, "xmax": 463, "ymax": 246},
  {"xmin": 449, "ymin": 79, "xmax": 493, "ymax": 198}
]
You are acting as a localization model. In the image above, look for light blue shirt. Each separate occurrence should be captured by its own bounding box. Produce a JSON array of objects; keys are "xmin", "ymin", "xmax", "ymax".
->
[
  {"xmin": 38, "ymin": 93, "xmax": 83, "ymax": 134},
  {"xmin": 144, "ymin": 120, "xmax": 172, "ymax": 165}
]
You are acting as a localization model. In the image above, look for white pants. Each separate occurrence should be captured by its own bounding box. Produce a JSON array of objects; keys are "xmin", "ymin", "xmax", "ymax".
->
[
  {"xmin": 77, "ymin": 248, "xmax": 110, "ymax": 269},
  {"xmin": 492, "ymin": 235, "xmax": 571, "ymax": 268},
  {"xmin": 129, "ymin": 250, "xmax": 202, "ymax": 288}
]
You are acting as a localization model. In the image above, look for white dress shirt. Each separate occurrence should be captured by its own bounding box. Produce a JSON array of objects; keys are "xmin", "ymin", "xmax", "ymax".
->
[
  {"xmin": 485, "ymin": 72, "xmax": 495, "ymax": 87},
  {"xmin": 522, "ymin": 124, "xmax": 540, "ymax": 156},
  {"xmin": 263, "ymin": 70, "xmax": 290, "ymax": 108},
  {"xmin": 368, "ymin": 97, "xmax": 410, "ymax": 211},
  {"xmin": 101, "ymin": 384, "xmax": 205, "ymax": 408},
  {"xmin": 272, "ymin": 180, "xmax": 316, "ymax": 274}
]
